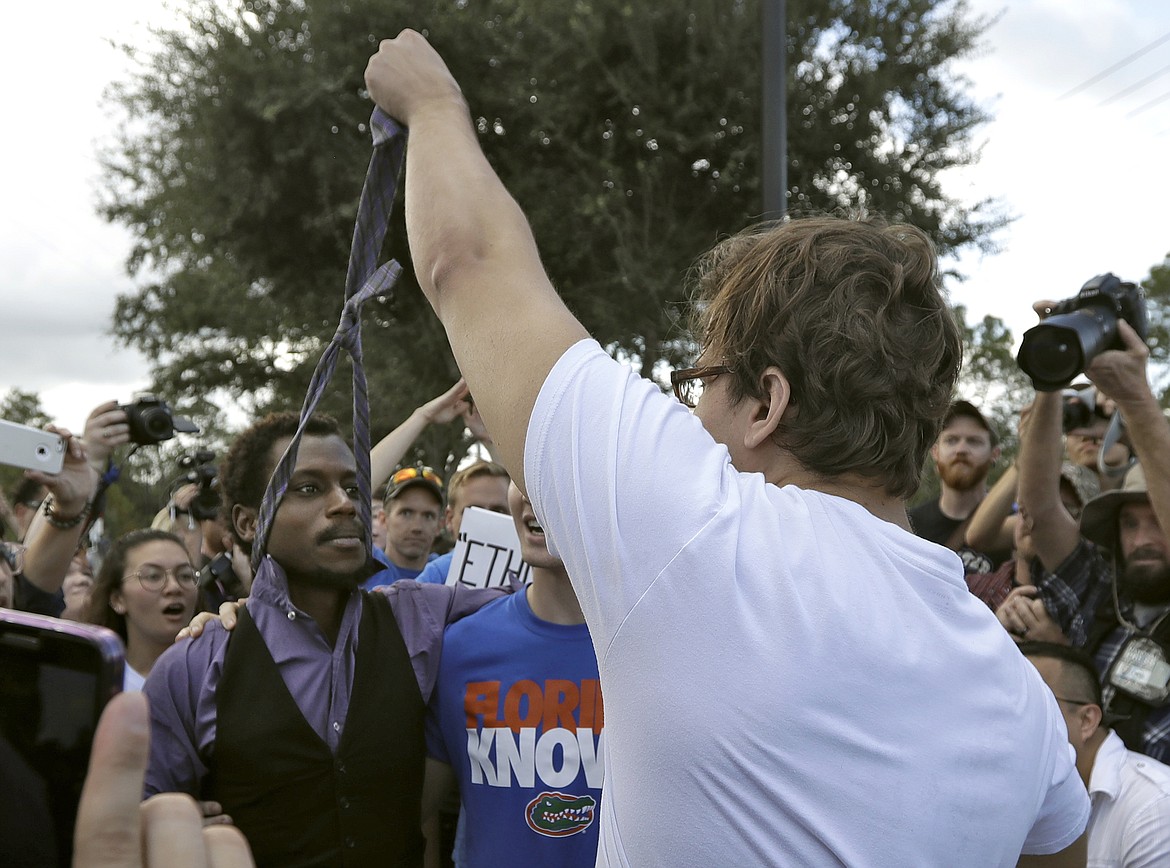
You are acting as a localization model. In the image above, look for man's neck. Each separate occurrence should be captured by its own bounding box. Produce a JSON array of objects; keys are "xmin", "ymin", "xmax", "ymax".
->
[
  {"xmin": 1078, "ymin": 728, "xmax": 1109, "ymax": 788},
  {"xmin": 526, "ymin": 565, "xmax": 585, "ymax": 625},
  {"xmin": 771, "ymin": 467, "xmax": 913, "ymax": 530},
  {"xmin": 287, "ymin": 582, "xmax": 349, "ymax": 646},
  {"xmin": 937, "ymin": 485, "xmax": 985, "ymax": 522}
]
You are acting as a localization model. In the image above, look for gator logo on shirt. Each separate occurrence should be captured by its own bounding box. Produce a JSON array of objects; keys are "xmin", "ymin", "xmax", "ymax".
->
[{"xmin": 525, "ymin": 791, "xmax": 597, "ymax": 838}]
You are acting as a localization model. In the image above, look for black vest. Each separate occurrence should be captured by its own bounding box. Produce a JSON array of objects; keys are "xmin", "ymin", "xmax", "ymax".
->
[{"xmin": 208, "ymin": 592, "xmax": 425, "ymax": 868}]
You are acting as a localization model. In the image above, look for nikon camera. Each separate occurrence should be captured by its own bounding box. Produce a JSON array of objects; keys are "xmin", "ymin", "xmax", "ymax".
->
[
  {"xmin": 1016, "ymin": 273, "xmax": 1147, "ymax": 392},
  {"xmin": 117, "ymin": 395, "xmax": 199, "ymax": 445}
]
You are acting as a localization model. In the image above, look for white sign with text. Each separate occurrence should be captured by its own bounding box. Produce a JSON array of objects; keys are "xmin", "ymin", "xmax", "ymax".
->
[{"xmin": 446, "ymin": 506, "xmax": 531, "ymax": 589}]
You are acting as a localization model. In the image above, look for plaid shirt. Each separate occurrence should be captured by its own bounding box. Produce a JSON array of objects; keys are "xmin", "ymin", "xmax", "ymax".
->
[{"xmin": 1036, "ymin": 538, "xmax": 1170, "ymax": 764}]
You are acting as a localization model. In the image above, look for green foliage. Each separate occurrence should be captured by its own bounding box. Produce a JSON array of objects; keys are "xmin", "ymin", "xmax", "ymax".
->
[
  {"xmin": 0, "ymin": 389, "xmax": 54, "ymax": 517},
  {"xmin": 954, "ymin": 303, "xmax": 1031, "ymax": 450},
  {"xmin": 101, "ymin": 0, "xmax": 1005, "ymax": 468},
  {"xmin": 0, "ymin": 389, "xmax": 52, "ymax": 431}
]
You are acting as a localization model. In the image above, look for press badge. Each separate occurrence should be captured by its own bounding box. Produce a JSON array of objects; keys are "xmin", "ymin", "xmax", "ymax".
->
[{"xmin": 1108, "ymin": 636, "xmax": 1170, "ymax": 705}]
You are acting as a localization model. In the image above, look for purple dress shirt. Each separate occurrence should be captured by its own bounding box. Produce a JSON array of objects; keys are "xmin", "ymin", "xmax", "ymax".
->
[{"xmin": 143, "ymin": 555, "xmax": 500, "ymax": 797}]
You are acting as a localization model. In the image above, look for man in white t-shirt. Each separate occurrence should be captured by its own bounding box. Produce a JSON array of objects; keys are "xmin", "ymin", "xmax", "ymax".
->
[{"xmin": 365, "ymin": 32, "xmax": 1091, "ymax": 867}]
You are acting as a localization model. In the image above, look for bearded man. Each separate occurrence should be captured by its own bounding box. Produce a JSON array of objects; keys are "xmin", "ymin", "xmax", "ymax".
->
[
  {"xmin": 909, "ymin": 400, "xmax": 1010, "ymax": 572},
  {"xmin": 1010, "ymin": 306, "xmax": 1170, "ymax": 763},
  {"xmin": 143, "ymin": 412, "xmax": 497, "ymax": 867}
]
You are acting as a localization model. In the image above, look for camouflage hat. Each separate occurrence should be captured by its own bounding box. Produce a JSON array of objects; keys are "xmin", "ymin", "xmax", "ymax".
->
[{"xmin": 1058, "ymin": 463, "xmax": 1100, "ymax": 516}]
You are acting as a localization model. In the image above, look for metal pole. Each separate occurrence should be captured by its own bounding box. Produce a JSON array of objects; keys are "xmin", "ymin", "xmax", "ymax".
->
[{"xmin": 762, "ymin": 0, "xmax": 787, "ymax": 221}]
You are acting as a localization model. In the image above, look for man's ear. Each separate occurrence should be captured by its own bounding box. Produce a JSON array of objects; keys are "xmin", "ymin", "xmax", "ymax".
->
[
  {"xmin": 744, "ymin": 366, "xmax": 792, "ymax": 450},
  {"xmin": 1079, "ymin": 704, "xmax": 1104, "ymax": 742},
  {"xmin": 233, "ymin": 504, "xmax": 259, "ymax": 544},
  {"xmin": 992, "ymin": 445, "xmax": 1002, "ymax": 463}
]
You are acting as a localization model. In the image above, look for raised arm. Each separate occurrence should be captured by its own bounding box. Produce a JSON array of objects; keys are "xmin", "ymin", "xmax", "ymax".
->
[
  {"xmin": 1017, "ymin": 391, "xmax": 1080, "ymax": 571},
  {"xmin": 370, "ymin": 379, "xmax": 470, "ymax": 490},
  {"xmin": 20, "ymin": 427, "xmax": 99, "ymax": 595},
  {"xmin": 1085, "ymin": 320, "xmax": 1170, "ymax": 534},
  {"xmin": 966, "ymin": 462, "xmax": 1019, "ymax": 554},
  {"xmin": 364, "ymin": 32, "xmax": 588, "ymax": 491}
]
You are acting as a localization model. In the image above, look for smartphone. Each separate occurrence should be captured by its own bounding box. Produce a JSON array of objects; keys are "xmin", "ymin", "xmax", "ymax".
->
[
  {"xmin": 0, "ymin": 418, "xmax": 66, "ymax": 474},
  {"xmin": 0, "ymin": 610, "xmax": 124, "ymax": 868}
]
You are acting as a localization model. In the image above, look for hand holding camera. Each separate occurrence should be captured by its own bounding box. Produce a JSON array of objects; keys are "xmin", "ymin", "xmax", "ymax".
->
[
  {"xmin": 1017, "ymin": 273, "xmax": 1147, "ymax": 392},
  {"xmin": 117, "ymin": 395, "xmax": 199, "ymax": 446},
  {"xmin": 1083, "ymin": 319, "xmax": 1153, "ymax": 406},
  {"xmin": 82, "ymin": 400, "xmax": 132, "ymax": 472}
]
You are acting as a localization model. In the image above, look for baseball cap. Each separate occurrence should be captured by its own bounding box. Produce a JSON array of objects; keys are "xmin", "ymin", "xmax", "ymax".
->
[
  {"xmin": 384, "ymin": 463, "xmax": 444, "ymax": 504},
  {"xmin": 942, "ymin": 400, "xmax": 998, "ymax": 447}
]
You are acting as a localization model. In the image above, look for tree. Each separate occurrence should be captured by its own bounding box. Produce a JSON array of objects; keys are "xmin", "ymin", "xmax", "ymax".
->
[
  {"xmin": 955, "ymin": 304, "xmax": 1032, "ymax": 442},
  {"xmin": 101, "ymin": 0, "xmax": 1004, "ymax": 471}
]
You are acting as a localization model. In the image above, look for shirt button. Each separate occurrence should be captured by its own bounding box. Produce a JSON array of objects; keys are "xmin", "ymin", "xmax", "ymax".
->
[
  {"xmin": 287, "ymin": 611, "xmax": 296, "ymax": 621},
  {"xmin": 339, "ymin": 797, "xmax": 350, "ymax": 810},
  {"xmin": 332, "ymin": 721, "xmax": 341, "ymax": 733},
  {"xmin": 345, "ymin": 837, "xmax": 356, "ymax": 848}
]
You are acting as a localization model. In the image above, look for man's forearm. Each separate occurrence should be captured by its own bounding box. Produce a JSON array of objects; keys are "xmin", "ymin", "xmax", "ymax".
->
[
  {"xmin": 1114, "ymin": 388, "xmax": 1170, "ymax": 531},
  {"xmin": 1017, "ymin": 392, "xmax": 1079, "ymax": 570},
  {"xmin": 967, "ymin": 464, "xmax": 1018, "ymax": 552},
  {"xmin": 21, "ymin": 503, "xmax": 88, "ymax": 594},
  {"xmin": 370, "ymin": 409, "xmax": 432, "ymax": 492}
]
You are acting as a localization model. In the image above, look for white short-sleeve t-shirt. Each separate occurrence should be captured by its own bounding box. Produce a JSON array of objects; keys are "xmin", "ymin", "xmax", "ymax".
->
[{"xmin": 525, "ymin": 340, "xmax": 1089, "ymax": 867}]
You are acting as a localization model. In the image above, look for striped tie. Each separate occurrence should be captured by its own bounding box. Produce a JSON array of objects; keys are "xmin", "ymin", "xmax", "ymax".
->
[{"xmin": 250, "ymin": 109, "xmax": 406, "ymax": 574}]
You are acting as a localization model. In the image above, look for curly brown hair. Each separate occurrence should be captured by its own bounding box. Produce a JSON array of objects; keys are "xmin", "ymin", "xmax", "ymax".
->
[{"xmin": 692, "ymin": 216, "xmax": 962, "ymax": 499}]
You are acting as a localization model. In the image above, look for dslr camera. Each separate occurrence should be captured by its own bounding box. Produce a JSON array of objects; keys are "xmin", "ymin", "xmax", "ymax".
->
[
  {"xmin": 177, "ymin": 450, "xmax": 220, "ymax": 522},
  {"xmin": 118, "ymin": 395, "xmax": 199, "ymax": 445},
  {"xmin": 1016, "ymin": 273, "xmax": 1147, "ymax": 391}
]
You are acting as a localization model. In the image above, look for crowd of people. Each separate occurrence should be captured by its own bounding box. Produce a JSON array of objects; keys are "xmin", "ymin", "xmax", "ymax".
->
[{"xmin": 3, "ymin": 27, "xmax": 1169, "ymax": 868}]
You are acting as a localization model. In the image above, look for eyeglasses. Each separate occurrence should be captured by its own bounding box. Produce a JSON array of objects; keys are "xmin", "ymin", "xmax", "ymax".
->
[
  {"xmin": 390, "ymin": 465, "xmax": 444, "ymax": 490},
  {"xmin": 123, "ymin": 564, "xmax": 198, "ymax": 592},
  {"xmin": 0, "ymin": 542, "xmax": 26, "ymax": 575},
  {"xmin": 1052, "ymin": 695, "xmax": 1095, "ymax": 708},
  {"xmin": 670, "ymin": 364, "xmax": 733, "ymax": 409}
]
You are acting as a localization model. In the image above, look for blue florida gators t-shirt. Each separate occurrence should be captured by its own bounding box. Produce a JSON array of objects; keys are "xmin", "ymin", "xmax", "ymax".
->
[{"xmin": 426, "ymin": 587, "xmax": 603, "ymax": 867}]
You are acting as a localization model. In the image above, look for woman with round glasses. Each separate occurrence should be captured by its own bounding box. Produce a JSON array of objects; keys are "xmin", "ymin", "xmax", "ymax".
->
[{"xmin": 85, "ymin": 529, "xmax": 200, "ymax": 692}]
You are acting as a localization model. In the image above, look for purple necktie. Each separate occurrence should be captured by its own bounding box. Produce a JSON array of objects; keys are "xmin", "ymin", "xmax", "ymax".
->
[{"xmin": 250, "ymin": 109, "xmax": 406, "ymax": 573}]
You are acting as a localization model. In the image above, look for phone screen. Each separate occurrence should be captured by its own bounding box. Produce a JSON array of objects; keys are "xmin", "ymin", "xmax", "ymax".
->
[{"xmin": 0, "ymin": 614, "xmax": 123, "ymax": 868}]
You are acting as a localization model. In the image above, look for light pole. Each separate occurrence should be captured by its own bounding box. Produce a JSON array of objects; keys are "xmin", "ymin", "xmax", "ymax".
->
[{"xmin": 762, "ymin": 0, "xmax": 787, "ymax": 221}]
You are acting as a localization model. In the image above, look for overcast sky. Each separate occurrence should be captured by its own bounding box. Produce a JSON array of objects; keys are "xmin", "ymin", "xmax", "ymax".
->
[{"xmin": 3, "ymin": 0, "xmax": 1169, "ymax": 431}]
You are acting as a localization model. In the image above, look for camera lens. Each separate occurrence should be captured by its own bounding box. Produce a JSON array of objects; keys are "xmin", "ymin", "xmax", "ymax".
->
[
  {"xmin": 1017, "ymin": 307, "xmax": 1116, "ymax": 391},
  {"xmin": 141, "ymin": 408, "xmax": 174, "ymax": 441}
]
